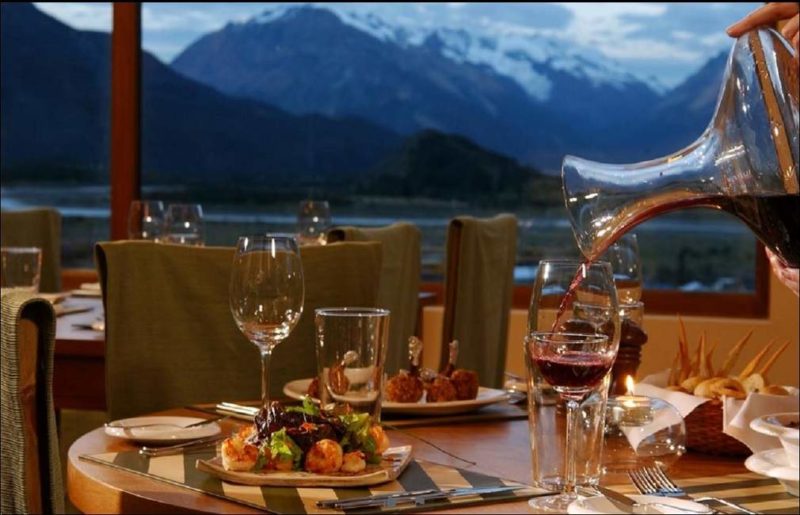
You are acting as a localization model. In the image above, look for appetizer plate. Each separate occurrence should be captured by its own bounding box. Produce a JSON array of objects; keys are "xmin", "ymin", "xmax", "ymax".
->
[
  {"xmin": 745, "ymin": 448, "xmax": 799, "ymax": 497},
  {"xmin": 283, "ymin": 379, "xmax": 509, "ymax": 415},
  {"xmin": 750, "ymin": 412, "xmax": 799, "ymax": 468},
  {"xmin": 196, "ymin": 445, "xmax": 412, "ymax": 487},
  {"xmin": 104, "ymin": 416, "xmax": 221, "ymax": 445},
  {"xmin": 567, "ymin": 494, "xmax": 711, "ymax": 514}
]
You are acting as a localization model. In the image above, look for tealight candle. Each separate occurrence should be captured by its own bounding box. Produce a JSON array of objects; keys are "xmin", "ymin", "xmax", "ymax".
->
[{"xmin": 608, "ymin": 376, "xmax": 653, "ymax": 426}]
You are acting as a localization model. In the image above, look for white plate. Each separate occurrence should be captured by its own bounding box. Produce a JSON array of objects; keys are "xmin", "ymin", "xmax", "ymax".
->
[
  {"xmin": 750, "ymin": 412, "xmax": 800, "ymax": 438},
  {"xmin": 283, "ymin": 378, "xmax": 509, "ymax": 416},
  {"xmin": 104, "ymin": 416, "xmax": 222, "ymax": 445},
  {"xmin": 196, "ymin": 445, "xmax": 412, "ymax": 487},
  {"xmin": 745, "ymin": 448, "xmax": 799, "ymax": 496},
  {"xmin": 568, "ymin": 494, "xmax": 712, "ymax": 514}
]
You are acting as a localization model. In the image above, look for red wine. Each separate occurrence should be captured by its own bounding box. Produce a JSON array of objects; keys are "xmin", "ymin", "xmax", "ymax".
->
[{"xmin": 535, "ymin": 352, "xmax": 613, "ymax": 389}]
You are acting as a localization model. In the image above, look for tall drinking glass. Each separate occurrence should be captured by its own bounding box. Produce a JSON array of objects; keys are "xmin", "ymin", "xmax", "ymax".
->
[
  {"xmin": 0, "ymin": 247, "xmax": 42, "ymax": 293},
  {"xmin": 127, "ymin": 200, "xmax": 165, "ymax": 241},
  {"xmin": 315, "ymin": 308, "xmax": 389, "ymax": 422},
  {"xmin": 297, "ymin": 200, "xmax": 331, "ymax": 246},
  {"xmin": 526, "ymin": 259, "xmax": 620, "ymax": 513},
  {"xmin": 229, "ymin": 235, "xmax": 304, "ymax": 417},
  {"xmin": 164, "ymin": 203, "xmax": 205, "ymax": 246}
]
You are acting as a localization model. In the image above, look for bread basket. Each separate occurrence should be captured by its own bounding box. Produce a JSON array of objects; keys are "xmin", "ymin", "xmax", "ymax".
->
[{"xmin": 684, "ymin": 399, "xmax": 751, "ymax": 456}]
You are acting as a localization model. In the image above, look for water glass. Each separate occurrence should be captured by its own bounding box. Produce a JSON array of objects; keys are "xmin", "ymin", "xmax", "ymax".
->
[
  {"xmin": 315, "ymin": 308, "xmax": 389, "ymax": 422},
  {"xmin": 297, "ymin": 200, "xmax": 331, "ymax": 246},
  {"xmin": 1, "ymin": 247, "xmax": 42, "ymax": 293},
  {"xmin": 163, "ymin": 204, "xmax": 204, "ymax": 246},
  {"xmin": 127, "ymin": 200, "xmax": 165, "ymax": 241}
]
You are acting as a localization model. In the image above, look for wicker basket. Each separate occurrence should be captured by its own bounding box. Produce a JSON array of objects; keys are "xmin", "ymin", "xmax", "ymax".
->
[{"xmin": 684, "ymin": 399, "xmax": 751, "ymax": 456}]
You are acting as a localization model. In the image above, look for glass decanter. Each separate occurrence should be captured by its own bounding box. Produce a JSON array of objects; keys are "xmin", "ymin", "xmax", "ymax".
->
[{"xmin": 562, "ymin": 28, "xmax": 798, "ymax": 268}]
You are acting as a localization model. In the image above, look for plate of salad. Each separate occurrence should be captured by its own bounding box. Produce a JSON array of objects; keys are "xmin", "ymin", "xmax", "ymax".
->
[{"xmin": 195, "ymin": 399, "xmax": 412, "ymax": 486}]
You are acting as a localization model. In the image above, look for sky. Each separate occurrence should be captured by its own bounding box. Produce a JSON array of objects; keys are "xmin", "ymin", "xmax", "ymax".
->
[{"xmin": 34, "ymin": 2, "xmax": 761, "ymax": 89}]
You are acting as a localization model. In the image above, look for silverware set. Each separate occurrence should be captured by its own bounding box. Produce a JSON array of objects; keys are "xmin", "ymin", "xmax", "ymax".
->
[{"xmin": 316, "ymin": 485, "xmax": 526, "ymax": 510}]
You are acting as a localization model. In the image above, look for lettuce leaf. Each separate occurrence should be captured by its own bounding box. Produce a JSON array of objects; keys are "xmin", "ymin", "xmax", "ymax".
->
[
  {"xmin": 285, "ymin": 395, "xmax": 320, "ymax": 416},
  {"xmin": 338, "ymin": 412, "xmax": 377, "ymax": 457},
  {"xmin": 269, "ymin": 428, "xmax": 303, "ymax": 470}
]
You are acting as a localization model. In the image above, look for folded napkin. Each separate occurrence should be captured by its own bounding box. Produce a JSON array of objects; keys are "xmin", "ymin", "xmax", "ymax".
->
[{"xmin": 638, "ymin": 370, "xmax": 799, "ymax": 453}]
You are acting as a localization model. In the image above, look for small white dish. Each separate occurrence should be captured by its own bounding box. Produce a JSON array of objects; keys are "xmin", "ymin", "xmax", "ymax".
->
[
  {"xmin": 750, "ymin": 412, "xmax": 799, "ymax": 468},
  {"xmin": 568, "ymin": 493, "xmax": 711, "ymax": 514},
  {"xmin": 745, "ymin": 448, "xmax": 799, "ymax": 497},
  {"xmin": 104, "ymin": 416, "xmax": 221, "ymax": 445}
]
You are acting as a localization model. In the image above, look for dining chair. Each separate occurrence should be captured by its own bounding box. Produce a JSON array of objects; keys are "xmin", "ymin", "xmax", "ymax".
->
[
  {"xmin": 1, "ymin": 290, "xmax": 64, "ymax": 514},
  {"xmin": 327, "ymin": 222, "xmax": 421, "ymax": 374},
  {"xmin": 440, "ymin": 214, "xmax": 518, "ymax": 388},
  {"xmin": 1, "ymin": 208, "xmax": 62, "ymax": 292},
  {"xmin": 95, "ymin": 240, "xmax": 382, "ymax": 420}
]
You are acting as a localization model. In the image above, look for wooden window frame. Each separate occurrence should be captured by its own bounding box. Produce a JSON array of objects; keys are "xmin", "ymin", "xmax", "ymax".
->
[{"xmin": 96, "ymin": 2, "xmax": 772, "ymax": 319}]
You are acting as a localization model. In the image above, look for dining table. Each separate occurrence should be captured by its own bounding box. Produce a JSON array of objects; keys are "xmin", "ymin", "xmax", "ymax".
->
[{"xmin": 66, "ymin": 407, "xmax": 796, "ymax": 514}]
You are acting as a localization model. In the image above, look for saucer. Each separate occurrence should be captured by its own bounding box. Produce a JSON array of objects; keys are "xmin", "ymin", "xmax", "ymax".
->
[
  {"xmin": 568, "ymin": 494, "xmax": 711, "ymax": 514},
  {"xmin": 744, "ymin": 448, "xmax": 799, "ymax": 496},
  {"xmin": 104, "ymin": 416, "xmax": 222, "ymax": 445}
]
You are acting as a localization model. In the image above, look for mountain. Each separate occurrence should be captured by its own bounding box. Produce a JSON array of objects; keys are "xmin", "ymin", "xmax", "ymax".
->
[
  {"xmin": 171, "ymin": 6, "xmax": 662, "ymax": 171},
  {"xmin": 1, "ymin": 3, "xmax": 401, "ymax": 186}
]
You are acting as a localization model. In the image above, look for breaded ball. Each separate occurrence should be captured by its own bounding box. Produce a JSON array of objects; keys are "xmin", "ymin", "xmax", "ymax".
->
[
  {"xmin": 426, "ymin": 375, "xmax": 457, "ymax": 402},
  {"xmin": 386, "ymin": 371, "xmax": 424, "ymax": 403},
  {"xmin": 451, "ymin": 369, "xmax": 479, "ymax": 400},
  {"xmin": 369, "ymin": 425, "xmax": 390, "ymax": 455},
  {"xmin": 341, "ymin": 451, "xmax": 366, "ymax": 474},
  {"xmin": 221, "ymin": 435, "xmax": 259, "ymax": 472},
  {"xmin": 304, "ymin": 439, "xmax": 343, "ymax": 474}
]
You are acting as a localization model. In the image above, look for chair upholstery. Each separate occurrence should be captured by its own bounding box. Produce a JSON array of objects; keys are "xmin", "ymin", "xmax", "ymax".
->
[
  {"xmin": 327, "ymin": 223, "xmax": 421, "ymax": 374},
  {"xmin": 441, "ymin": 214, "xmax": 518, "ymax": 388},
  {"xmin": 96, "ymin": 240, "xmax": 382, "ymax": 420},
  {"xmin": 1, "ymin": 208, "xmax": 62, "ymax": 293},
  {"xmin": 1, "ymin": 290, "xmax": 64, "ymax": 514}
]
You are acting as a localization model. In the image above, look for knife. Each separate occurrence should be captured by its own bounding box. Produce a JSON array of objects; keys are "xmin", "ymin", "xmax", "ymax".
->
[
  {"xmin": 592, "ymin": 486, "xmax": 715, "ymax": 514},
  {"xmin": 317, "ymin": 485, "xmax": 526, "ymax": 510}
]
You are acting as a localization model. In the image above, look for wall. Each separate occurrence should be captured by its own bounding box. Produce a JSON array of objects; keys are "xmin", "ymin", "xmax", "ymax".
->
[{"xmin": 422, "ymin": 273, "xmax": 799, "ymax": 387}]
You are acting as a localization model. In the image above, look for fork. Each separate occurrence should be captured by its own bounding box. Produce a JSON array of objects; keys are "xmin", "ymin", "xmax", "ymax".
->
[{"xmin": 629, "ymin": 466, "xmax": 760, "ymax": 515}]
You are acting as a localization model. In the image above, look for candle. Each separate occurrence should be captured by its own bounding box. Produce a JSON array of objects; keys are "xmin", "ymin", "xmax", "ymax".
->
[{"xmin": 608, "ymin": 376, "xmax": 653, "ymax": 426}]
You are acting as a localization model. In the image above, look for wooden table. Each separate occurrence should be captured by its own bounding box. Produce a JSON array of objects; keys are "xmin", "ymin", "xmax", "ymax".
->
[
  {"xmin": 54, "ymin": 296, "xmax": 106, "ymax": 410},
  {"xmin": 67, "ymin": 408, "xmax": 752, "ymax": 514}
]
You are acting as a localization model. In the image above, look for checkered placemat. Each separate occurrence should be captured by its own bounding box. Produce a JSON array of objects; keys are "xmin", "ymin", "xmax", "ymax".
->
[
  {"xmin": 80, "ymin": 447, "xmax": 547, "ymax": 514},
  {"xmin": 610, "ymin": 472, "xmax": 799, "ymax": 515}
]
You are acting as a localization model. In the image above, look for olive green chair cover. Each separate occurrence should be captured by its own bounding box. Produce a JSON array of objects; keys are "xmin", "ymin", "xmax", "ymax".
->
[
  {"xmin": 1, "ymin": 208, "xmax": 62, "ymax": 293},
  {"xmin": 327, "ymin": 223, "xmax": 421, "ymax": 374},
  {"xmin": 1, "ymin": 290, "xmax": 64, "ymax": 514},
  {"xmin": 441, "ymin": 214, "xmax": 518, "ymax": 388},
  {"xmin": 96, "ymin": 240, "xmax": 382, "ymax": 420}
]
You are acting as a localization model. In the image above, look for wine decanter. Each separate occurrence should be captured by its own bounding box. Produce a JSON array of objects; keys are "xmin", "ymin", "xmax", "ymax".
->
[{"xmin": 562, "ymin": 28, "xmax": 798, "ymax": 267}]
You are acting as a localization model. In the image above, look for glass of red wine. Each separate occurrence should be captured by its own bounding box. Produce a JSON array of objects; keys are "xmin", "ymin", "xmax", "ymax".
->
[{"xmin": 526, "ymin": 259, "xmax": 619, "ymax": 512}]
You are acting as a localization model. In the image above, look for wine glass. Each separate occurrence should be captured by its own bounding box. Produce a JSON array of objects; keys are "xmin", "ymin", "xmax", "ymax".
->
[
  {"xmin": 296, "ymin": 200, "xmax": 331, "ymax": 246},
  {"xmin": 603, "ymin": 233, "xmax": 642, "ymax": 304},
  {"xmin": 163, "ymin": 203, "xmax": 205, "ymax": 246},
  {"xmin": 127, "ymin": 200, "xmax": 165, "ymax": 241},
  {"xmin": 526, "ymin": 259, "xmax": 620, "ymax": 512},
  {"xmin": 229, "ymin": 235, "xmax": 304, "ymax": 415}
]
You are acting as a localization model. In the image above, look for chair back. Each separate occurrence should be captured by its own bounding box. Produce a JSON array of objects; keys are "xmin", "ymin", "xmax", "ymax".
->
[
  {"xmin": 441, "ymin": 214, "xmax": 518, "ymax": 388},
  {"xmin": 327, "ymin": 223, "xmax": 421, "ymax": 374},
  {"xmin": 1, "ymin": 208, "xmax": 62, "ymax": 292},
  {"xmin": 96, "ymin": 240, "xmax": 382, "ymax": 420},
  {"xmin": 1, "ymin": 291, "xmax": 64, "ymax": 514}
]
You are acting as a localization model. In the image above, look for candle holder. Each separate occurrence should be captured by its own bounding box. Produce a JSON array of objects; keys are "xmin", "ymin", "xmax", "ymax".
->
[{"xmin": 603, "ymin": 395, "xmax": 686, "ymax": 475}]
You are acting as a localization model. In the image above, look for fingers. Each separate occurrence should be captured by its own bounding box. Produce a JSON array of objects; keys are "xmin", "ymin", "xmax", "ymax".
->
[
  {"xmin": 781, "ymin": 15, "xmax": 800, "ymax": 41},
  {"xmin": 779, "ymin": 267, "xmax": 800, "ymax": 296},
  {"xmin": 727, "ymin": 3, "xmax": 800, "ymax": 37}
]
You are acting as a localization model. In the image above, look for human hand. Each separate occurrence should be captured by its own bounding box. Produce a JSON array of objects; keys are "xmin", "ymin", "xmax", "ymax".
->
[
  {"xmin": 726, "ymin": 2, "xmax": 799, "ymax": 55},
  {"xmin": 766, "ymin": 247, "xmax": 799, "ymax": 296}
]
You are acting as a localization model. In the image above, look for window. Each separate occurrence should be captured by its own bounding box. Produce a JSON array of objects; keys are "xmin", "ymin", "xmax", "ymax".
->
[
  {"xmin": 3, "ymin": 3, "xmax": 771, "ymax": 316},
  {"xmin": 1, "ymin": 2, "xmax": 112, "ymax": 267}
]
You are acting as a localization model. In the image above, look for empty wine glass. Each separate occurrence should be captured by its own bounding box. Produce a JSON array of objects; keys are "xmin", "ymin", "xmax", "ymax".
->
[
  {"xmin": 127, "ymin": 200, "xmax": 165, "ymax": 241},
  {"xmin": 163, "ymin": 203, "xmax": 204, "ymax": 246},
  {"xmin": 526, "ymin": 259, "xmax": 620, "ymax": 513},
  {"xmin": 603, "ymin": 233, "xmax": 642, "ymax": 304},
  {"xmin": 229, "ymin": 235, "xmax": 304, "ymax": 416},
  {"xmin": 296, "ymin": 200, "xmax": 331, "ymax": 246}
]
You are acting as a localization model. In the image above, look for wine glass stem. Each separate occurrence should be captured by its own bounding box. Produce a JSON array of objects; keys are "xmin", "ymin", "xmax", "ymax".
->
[
  {"xmin": 564, "ymin": 398, "xmax": 580, "ymax": 494},
  {"xmin": 261, "ymin": 348, "xmax": 272, "ymax": 412}
]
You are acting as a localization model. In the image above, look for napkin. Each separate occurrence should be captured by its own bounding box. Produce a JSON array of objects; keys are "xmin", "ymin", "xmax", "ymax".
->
[{"xmin": 638, "ymin": 370, "xmax": 800, "ymax": 453}]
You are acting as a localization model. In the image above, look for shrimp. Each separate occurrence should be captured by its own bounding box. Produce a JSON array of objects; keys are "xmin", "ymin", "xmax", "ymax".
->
[
  {"xmin": 341, "ymin": 451, "xmax": 366, "ymax": 474},
  {"xmin": 304, "ymin": 439, "xmax": 343, "ymax": 473},
  {"xmin": 369, "ymin": 425, "xmax": 390, "ymax": 455},
  {"xmin": 221, "ymin": 426, "xmax": 259, "ymax": 472}
]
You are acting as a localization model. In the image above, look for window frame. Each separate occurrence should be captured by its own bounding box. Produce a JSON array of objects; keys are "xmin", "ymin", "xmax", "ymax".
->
[{"xmin": 98, "ymin": 2, "xmax": 771, "ymax": 319}]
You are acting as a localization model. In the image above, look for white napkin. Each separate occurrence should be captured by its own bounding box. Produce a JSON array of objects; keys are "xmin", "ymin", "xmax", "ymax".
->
[
  {"xmin": 638, "ymin": 370, "xmax": 799, "ymax": 453},
  {"xmin": 724, "ymin": 388, "xmax": 800, "ymax": 453}
]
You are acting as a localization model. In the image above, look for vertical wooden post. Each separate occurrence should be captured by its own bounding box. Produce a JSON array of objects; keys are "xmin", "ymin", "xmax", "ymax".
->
[{"xmin": 110, "ymin": 3, "xmax": 141, "ymax": 240}]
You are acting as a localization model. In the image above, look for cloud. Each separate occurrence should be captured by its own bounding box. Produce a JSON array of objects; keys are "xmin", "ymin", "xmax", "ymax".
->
[{"xmin": 34, "ymin": 2, "xmax": 112, "ymax": 31}]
